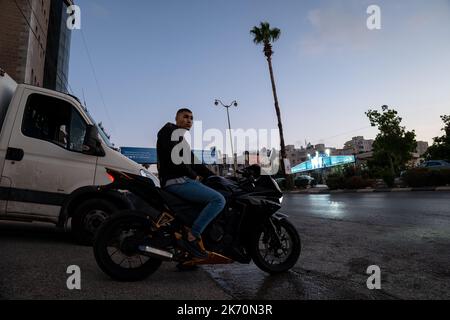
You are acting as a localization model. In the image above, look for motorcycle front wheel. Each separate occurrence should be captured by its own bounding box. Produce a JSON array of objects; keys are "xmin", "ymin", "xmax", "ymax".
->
[
  {"xmin": 249, "ymin": 218, "xmax": 301, "ymax": 274},
  {"xmin": 93, "ymin": 211, "xmax": 162, "ymax": 282}
]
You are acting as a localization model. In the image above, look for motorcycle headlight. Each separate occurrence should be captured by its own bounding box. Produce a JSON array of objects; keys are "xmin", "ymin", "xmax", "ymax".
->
[
  {"xmin": 140, "ymin": 169, "xmax": 161, "ymax": 187},
  {"xmin": 140, "ymin": 169, "xmax": 151, "ymax": 178}
]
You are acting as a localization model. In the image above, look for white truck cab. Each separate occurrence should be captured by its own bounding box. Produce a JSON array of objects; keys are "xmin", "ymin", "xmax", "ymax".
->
[{"xmin": 0, "ymin": 68, "xmax": 159, "ymax": 244}]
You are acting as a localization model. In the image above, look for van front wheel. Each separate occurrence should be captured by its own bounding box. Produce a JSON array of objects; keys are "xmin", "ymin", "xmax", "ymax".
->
[{"xmin": 71, "ymin": 199, "xmax": 118, "ymax": 245}]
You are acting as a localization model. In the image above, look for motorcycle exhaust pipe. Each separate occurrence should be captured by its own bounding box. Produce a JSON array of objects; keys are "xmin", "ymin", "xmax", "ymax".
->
[{"xmin": 138, "ymin": 245, "xmax": 173, "ymax": 260}]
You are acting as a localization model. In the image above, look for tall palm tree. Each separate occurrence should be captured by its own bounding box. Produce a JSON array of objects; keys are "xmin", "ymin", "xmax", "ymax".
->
[{"xmin": 251, "ymin": 22, "xmax": 292, "ymax": 187}]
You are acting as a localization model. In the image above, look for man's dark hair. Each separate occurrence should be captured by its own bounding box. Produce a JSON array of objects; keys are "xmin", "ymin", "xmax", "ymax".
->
[{"xmin": 176, "ymin": 108, "xmax": 192, "ymax": 116}]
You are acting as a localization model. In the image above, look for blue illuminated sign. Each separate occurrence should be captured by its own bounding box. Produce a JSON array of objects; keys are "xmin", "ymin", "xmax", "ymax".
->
[
  {"xmin": 291, "ymin": 154, "xmax": 355, "ymax": 173},
  {"xmin": 120, "ymin": 147, "xmax": 217, "ymax": 165},
  {"xmin": 120, "ymin": 147, "xmax": 157, "ymax": 164}
]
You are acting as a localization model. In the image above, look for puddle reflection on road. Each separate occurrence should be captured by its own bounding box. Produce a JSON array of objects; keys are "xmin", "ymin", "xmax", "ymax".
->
[
  {"xmin": 290, "ymin": 195, "xmax": 347, "ymax": 219},
  {"xmin": 203, "ymin": 263, "xmax": 311, "ymax": 299},
  {"xmin": 202, "ymin": 263, "xmax": 385, "ymax": 300},
  {"xmin": 203, "ymin": 263, "xmax": 374, "ymax": 300}
]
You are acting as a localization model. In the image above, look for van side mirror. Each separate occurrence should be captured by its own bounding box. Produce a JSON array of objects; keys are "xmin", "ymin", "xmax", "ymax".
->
[{"xmin": 82, "ymin": 125, "xmax": 105, "ymax": 156}]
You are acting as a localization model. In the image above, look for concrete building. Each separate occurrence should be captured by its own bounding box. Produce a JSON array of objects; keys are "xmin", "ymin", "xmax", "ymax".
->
[
  {"xmin": 0, "ymin": 0, "xmax": 73, "ymax": 92},
  {"xmin": 409, "ymin": 141, "xmax": 430, "ymax": 166},
  {"xmin": 415, "ymin": 141, "xmax": 429, "ymax": 157},
  {"xmin": 286, "ymin": 145, "xmax": 308, "ymax": 167},
  {"xmin": 333, "ymin": 148, "xmax": 355, "ymax": 156},
  {"xmin": 286, "ymin": 144, "xmax": 337, "ymax": 167},
  {"xmin": 344, "ymin": 136, "xmax": 374, "ymax": 154}
]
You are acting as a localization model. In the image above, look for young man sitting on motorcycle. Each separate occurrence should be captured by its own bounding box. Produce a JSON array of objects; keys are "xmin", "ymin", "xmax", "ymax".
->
[{"xmin": 156, "ymin": 108, "xmax": 226, "ymax": 259}]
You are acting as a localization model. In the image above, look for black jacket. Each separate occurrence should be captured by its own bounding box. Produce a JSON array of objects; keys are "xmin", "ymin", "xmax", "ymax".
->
[{"xmin": 157, "ymin": 123, "xmax": 213, "ymax": 187}]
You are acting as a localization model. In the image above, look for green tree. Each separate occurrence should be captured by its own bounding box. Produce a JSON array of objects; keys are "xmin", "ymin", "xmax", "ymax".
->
[
  {"xmin": 424, "ymin": 115, "xmax": 450, "ymax": 161},
  {"xmin": 250, "ymin": 22, "xmax": 293, "ymax": 188},
  {"xmin": 366, "ymin": 106, "xmax": 417, "ymax": 183}
]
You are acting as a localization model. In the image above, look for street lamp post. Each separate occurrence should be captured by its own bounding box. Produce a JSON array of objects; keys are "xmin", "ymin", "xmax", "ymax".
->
[{"xmin": 214, "ymin": 99, "xmax": 238, "ymax": 176}]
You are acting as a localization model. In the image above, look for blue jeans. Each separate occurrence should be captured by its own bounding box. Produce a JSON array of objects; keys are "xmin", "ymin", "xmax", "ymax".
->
[{"xmin": 165, "ymin": 179, "xmax": 226, "ymax": 238}]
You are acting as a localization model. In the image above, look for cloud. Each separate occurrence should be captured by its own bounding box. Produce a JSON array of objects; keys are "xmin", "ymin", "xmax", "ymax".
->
[
  {"xmin": 404, "ymin": 0, "xmax": 450, "ymax": 32},
  {"xmin": 88, "ymin": 1, "xmax": 111, "ymax": 18},
  {"xmin": 300, "ymin": 0, "xmax": 380, "ymax": 54},
  {"xmin": 300, "ymin": 0, "xmax": 450, "ymax": 55}
]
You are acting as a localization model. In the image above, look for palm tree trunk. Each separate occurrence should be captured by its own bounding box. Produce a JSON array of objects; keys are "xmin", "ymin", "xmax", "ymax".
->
[{"xmin": 266, "ymin": 56, "xmax": 292, "ymax": 186}]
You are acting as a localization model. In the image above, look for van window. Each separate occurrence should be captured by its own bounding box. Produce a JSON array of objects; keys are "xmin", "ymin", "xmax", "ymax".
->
[
  {"xmin": 22, "ymin": 94, "xmax": 87, "ymax": 152},
  {"xmin": 69, "ymin": 109, "xmax": 87, "ymax": 152}
]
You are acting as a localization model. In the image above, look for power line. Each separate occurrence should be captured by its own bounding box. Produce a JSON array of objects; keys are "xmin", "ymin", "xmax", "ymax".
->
[
  {"xmin": 14, "ymin": 0, "xmax": 74, "ymax": 95},
  {"xmin": 79, "ymin": 28, "xmax": 117, "ymax": 135},
  {"xmin": 306, "ymin": 125, "xmax": 373, "ymax": 146}
]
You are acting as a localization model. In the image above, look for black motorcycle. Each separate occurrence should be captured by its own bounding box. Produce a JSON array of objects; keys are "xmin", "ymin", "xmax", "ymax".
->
[{"xmin": 93, "ymin": 165, "xmax": 301, "ymax": 281}]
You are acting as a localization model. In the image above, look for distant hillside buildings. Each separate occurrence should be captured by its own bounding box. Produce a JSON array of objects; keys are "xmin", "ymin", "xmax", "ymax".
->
[{"xmin": 284, "ymin": 136, "xmax": 429, "ymax": 170}]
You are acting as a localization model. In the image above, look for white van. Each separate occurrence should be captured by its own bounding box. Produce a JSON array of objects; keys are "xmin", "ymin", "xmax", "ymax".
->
[{"xmin": 0, "ymin": 68, "xmax": 159, "ymax": 244}]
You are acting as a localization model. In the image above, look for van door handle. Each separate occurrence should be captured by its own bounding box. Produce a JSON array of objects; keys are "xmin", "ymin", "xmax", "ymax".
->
[{"xmin": 5, "ymin": 148, "xmax": 24, "ymax": 161}]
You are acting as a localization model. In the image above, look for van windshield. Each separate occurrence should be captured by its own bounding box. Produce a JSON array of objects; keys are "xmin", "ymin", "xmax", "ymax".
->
[{"xmin": 85, "ymin": 109, "xmax": 115, "ymax": 149}]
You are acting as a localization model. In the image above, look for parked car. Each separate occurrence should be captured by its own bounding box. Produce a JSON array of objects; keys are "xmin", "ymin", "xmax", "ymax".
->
[
  {"xmin": 419, "ymin": 160, "xmax": 450, "ymax": 170},
  {"xmin": 294, "ymin": 175, "xmax": 315, "ymax": 188},
  {"xmin": 275, "ymin": 175, "xmax": 316, "ymax": 189}
]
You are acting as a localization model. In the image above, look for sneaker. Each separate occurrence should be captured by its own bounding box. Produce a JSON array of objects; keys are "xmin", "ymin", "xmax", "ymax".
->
[{"xmin": 181, "ymin": 238, "xmax": 208, "ymax": 259}]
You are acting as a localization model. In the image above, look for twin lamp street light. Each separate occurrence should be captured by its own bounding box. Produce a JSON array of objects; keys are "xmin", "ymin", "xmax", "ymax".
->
[{"xmin": 214, "ymin": 99, "xmax": 238, "ymax": 176}]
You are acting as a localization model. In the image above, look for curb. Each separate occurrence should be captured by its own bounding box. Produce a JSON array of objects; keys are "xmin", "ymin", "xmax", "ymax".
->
[{"xmin": 288, "ymin": 186, "xmax": 450, "ymax": 194}]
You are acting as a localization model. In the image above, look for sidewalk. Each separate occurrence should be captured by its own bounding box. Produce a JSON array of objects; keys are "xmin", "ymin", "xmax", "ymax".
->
[{"xmin": 288, "ymin": 186, "xmax": 450, "ymax": 194}]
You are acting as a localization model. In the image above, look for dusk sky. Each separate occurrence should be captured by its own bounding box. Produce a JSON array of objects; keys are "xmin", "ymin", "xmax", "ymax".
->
[{"xmin": 69, "ymin": 0, "xmax": 450, "ymax": 153}]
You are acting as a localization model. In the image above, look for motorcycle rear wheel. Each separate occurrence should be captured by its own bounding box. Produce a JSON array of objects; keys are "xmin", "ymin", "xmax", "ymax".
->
[
  {"xmin": 250, "ymin": 218, "xmax": 301, "ymax": 274},
  {"xmin": 93, "ymin": 211, "xmax": 162, "ymax": 282}
]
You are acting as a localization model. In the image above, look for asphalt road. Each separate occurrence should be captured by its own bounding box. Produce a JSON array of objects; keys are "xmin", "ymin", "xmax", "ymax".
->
[
  {"xmin": 0, "ymin": 222, "xmax": 231, "ymax": 300},
  {"xmin": 203, "ymin": 192, "xmax": 450, "ymax": 300},
  {"xmin": 1, "ymin": 192, "xmax": 449, "ymax": 299}
]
